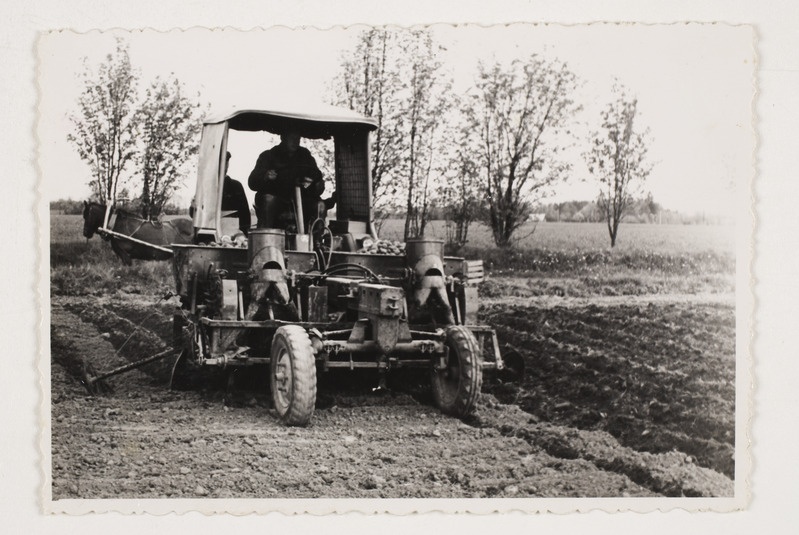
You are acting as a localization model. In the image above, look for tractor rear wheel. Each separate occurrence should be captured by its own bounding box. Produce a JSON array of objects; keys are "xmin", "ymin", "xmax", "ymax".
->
[
  {"xmin": 270, "ymin": 325, "xmax": 317, "ymax": 426},
  {"xmin": 432, "ymin": 325, "xmax": 483, "ymax": 417}
]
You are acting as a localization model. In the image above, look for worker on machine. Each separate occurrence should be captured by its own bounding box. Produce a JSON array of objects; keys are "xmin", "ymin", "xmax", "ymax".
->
[
  {"xmin": 247, "ymin": 130, "xmax": 327, "ymax": 231},
  {"xmin": 220, "ymin": 151, "xmax": 251, "ymax": 236}
]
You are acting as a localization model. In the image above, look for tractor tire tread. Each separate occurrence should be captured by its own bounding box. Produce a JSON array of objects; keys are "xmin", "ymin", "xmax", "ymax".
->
[
  {"xmin": 433, "ymin": 325, "xmax": 483, "ymax": 417},
  {"xmin": 271, "ymin": 325, "xmax": 317, "ymax": 426}
]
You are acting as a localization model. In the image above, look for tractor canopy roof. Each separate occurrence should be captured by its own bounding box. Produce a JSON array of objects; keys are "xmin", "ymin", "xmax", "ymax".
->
[
  {"xmin": 203, "ymin": 102, "xmax": 378, "ymax": 138},
  {"xmin": 193, "ymin": 102, "xmax": 377, "ymax": 239}
]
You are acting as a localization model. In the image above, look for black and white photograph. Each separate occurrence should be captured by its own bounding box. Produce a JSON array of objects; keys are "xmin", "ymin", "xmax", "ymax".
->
[{"xmin": 38, "ymin": 22, "xmax": 753, "ymax": 513}]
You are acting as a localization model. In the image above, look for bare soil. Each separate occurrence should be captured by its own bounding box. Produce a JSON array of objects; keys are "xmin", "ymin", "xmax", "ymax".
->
[
  {"xmin": 49, "ymin": 284, "xmax": 735, "ymax": 499},
  {"xmin": 481, "ymin": 300, "xmax": 736, "ymax": 479}
]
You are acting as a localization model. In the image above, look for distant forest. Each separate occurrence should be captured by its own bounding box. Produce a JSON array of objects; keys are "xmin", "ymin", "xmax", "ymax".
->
[
  {"xmin": 534, "ymin": 199, "xmax": 730, "ymax": 225},
  {"xmin": 49, "ymin": 195, "xmax": 726, "ymax": 226},
  {"xmin": 371, "ymin": 193, "xmax": 728, "ymax": 226},
  {"xmin": 537, "ymin": 197, "xmax": 701, "ymax": 225}
]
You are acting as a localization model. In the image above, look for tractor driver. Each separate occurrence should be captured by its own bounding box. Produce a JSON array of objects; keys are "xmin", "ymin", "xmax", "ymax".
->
[{"xmin": 247, "ymin": 130, "xmax": 326, "ymax": 230}]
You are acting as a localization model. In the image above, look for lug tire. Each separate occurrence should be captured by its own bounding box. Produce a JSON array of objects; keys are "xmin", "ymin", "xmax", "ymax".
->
[
  {"xmin": 270, "ymin": 325, "xmax": 317, "ymax": 426},
  {"xmin": 432, "ymin": 325, "xmax": 483, "ymax": 417}
]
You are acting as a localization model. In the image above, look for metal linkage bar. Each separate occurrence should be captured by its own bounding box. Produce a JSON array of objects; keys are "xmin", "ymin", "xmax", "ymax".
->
[
  {"xmin": 201, "ymin": 356, "xmax": 270, "ymax": 367},
  {"xmin": 323, "ymin": 339, "xmax": 443, "ymax": 356},
  {"xmin": 97, "ymin": 228, "xmax": 174, "ymax": 254},
  {"xmin": 82, "ymin": 348, "xmax": 179, "ymax": 394},
  {"xmin": 324, "ymin": 359, "xmax": 430, "ymax": 369},
  {"xmin": 200, "ymin": 318, "xmax": 354, "ymax": 330},
  {"xmin": 464, "ymin": 325, "xmax": 506, "ymax": 371}
]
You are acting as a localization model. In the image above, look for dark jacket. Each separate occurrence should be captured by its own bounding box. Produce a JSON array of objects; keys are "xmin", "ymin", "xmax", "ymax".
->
[
  {"xmin": 221, "ymin": 176, "xmax": 251, "ymax": 235},
  {"xmin": 247, "ymin": 143, "xmax": 325, "ymax": 205}
]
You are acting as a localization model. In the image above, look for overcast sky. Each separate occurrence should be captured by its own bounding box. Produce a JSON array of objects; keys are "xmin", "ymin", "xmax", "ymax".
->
[{"xmin": 38, "ymin": 24, "xmax": 754, "ymax": 217}]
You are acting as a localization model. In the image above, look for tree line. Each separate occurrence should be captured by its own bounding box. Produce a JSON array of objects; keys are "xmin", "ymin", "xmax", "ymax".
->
[
  {"xmin": 69, "ymin": 30, "xmax": 652, "ymax": 247},
  {"xmin": 331, "ymin": 28, "xmax": 652, "ymax": 248},
  {"xmin": 541, "ymin": 195, "xmax": 661, "ymax": 224}
]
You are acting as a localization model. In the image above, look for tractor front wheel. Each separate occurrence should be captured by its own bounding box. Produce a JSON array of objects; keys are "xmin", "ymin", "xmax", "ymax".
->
[
  {"xmin": 432, "ymin": 325, "xmax": 483, "ymax": 417},
  {"xmin": 270, "ymin": 325, "xmax": 317, "ymax": 426}
]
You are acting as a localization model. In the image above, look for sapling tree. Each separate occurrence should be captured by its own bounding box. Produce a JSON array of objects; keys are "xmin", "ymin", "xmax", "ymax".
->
[
  {"xmin": 332, "ymin": 28, "xmax": 404, "ymax": 223},
  {"xmin": 585, "ymin": 83, "xmax": 653, "ymax": 247},
  {"xmin": 67, "ymin": 39, "xmax": 138, "ymax": 204},
  {"xmin": 135, "ymin": 76, "xmax": 203, "ymax": 219}
]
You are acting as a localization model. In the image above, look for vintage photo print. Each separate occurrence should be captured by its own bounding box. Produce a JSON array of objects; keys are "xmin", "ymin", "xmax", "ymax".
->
[{"xmin": 38, "ymin": 23, "xmax": 754, "ymax": 514}]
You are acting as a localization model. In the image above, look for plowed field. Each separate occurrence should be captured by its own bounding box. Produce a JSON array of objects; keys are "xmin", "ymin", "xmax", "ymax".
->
[{"xmin": 49, "ymin": 285, "xmax": 735, "ymax": 499}]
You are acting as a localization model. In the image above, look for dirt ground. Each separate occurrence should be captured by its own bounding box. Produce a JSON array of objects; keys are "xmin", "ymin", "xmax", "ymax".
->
[{"xmin": 49, "ymin": 283, "xmax": 735, "ymax": 499}]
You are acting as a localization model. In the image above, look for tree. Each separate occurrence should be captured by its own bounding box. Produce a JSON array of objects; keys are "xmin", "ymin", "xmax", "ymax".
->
[
  {"xmin": 332, "ymin": 29, "xmax": 404, "ymax": 220},
  {"xmin": 462, "ymin": 56, "xmax": 580, "ymax": 247},
  {"xmin": 333, "ymin": 29, "xmax": 454, "ymax": 237},
  {"xmin": 135, "ymin": 76, "xmax": 203, "ymax": 219},
  {"xmin": 395, "ymin": 30, "xmax": 452, "ymax": 240},
  {"xmin": 585, "ymin": 83, "xmax": 653, "ymax": 247},
  {"xmin": 441, "ymin": 120, "xmax": 485, "ymax": 248},
  {"xmin": 67, "ymin": 39, "xmax": 138, "ymax": 203}
]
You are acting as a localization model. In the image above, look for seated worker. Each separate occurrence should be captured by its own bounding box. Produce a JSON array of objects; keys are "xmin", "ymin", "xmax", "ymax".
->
[
  {"xmin": 220, "ymin": 151, "xmax": 251, "ymax": 236},
  {"xmin": 247, "ymin": 130, "xmax": 326, "ymax": 231}
]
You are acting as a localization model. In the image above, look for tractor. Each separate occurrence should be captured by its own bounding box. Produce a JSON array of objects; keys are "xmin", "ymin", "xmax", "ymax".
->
[{"xmin": 169, "ymin": 103, "xmax": 521, "ymax": 426}]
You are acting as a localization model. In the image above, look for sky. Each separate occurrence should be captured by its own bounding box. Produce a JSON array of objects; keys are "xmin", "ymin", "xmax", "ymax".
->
[{"xmin": 37, "ymin": 24, "xmax": 754, "ymax": 217}]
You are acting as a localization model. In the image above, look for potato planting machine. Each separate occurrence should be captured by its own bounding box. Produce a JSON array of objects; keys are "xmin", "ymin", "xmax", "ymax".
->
[{"xmin": 164, "ymin": 103, "xmax": 522, "ymax": 426}]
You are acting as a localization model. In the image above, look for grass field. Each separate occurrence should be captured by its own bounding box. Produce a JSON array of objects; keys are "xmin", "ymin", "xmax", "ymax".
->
[
  {"xmin": 380, "ymin": 219, "xmax": 735, "ymax": 278},
  {"xmin": 378, "ymin": 219, "xmax": 735, "ymax": 255},
  {"xmin": 48, "ymin": 214, "xmax": 735, "ymax": 297},
  {"xmin": 51, "ymin": 214, "xmax": 735, "ymax": 252},
  {"xmin": 49, "ymin": 214, "xmax": 174, "ymax": 296}
]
